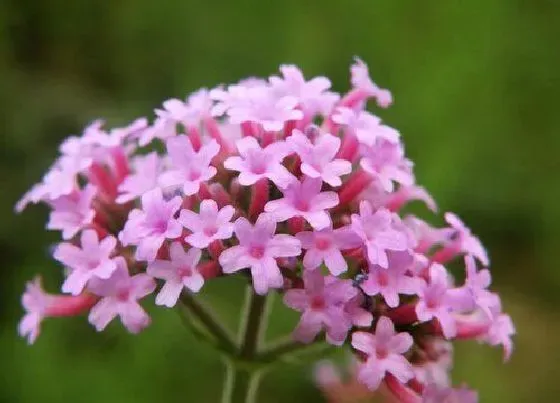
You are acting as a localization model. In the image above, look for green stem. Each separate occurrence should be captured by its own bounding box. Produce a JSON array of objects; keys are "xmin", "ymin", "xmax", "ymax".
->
[
  {"xmin": 178, "ymin": 292, "xmax": 237, "ymax": 354},
  {"xmin": 222, "ymin": 362, "xmax": 261, "ymax": 403},
  {"xmin": 239, "ymin": 288, "xmax": 268, "ymax": 359}
]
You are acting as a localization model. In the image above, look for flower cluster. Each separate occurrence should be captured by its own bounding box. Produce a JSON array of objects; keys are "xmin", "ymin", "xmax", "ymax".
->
[{"xmin": 16, "ymin": 58, "xmax": 514, "ymax": 401}]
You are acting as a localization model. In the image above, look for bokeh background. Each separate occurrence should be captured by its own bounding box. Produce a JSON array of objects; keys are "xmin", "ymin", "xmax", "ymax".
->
[{"xmin": 2, "ymin": 1, "xmax": 559, "ymax": 402}]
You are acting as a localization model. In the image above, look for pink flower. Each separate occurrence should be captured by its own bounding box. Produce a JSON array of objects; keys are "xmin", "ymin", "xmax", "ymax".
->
[
  {"xmin": 226, "ymin": 86, "xmax": 303, "ymax": 131},
  {"xmin": 264, "ymin": 176, "xmax": 339, "ymax": 230},
  {"xmin": 463, "ymin": 255, "xmax": 499, "ymax": 318},
  {"xmin": 481, "ymin": 300, "xmax": 515, "ymax": 361},
  {"xmin": 53, "ymin": 230, "xmax": 118, "ymax": 295},
  {"xmin": 359, "ymin": 138, "xmax": 414, "ymax": 192},
  {"xmin": 351, "ymin": 316, "xmax": 414, "ymax": 390},
  {"xmin": 119, "ymin": 188, "xmax": 183, "ymax": 262},
  {"xmin": 116, "ymin": 152, "xmax": 162, "ymax": 203},
  {"xmin": 296, "ymin": 225, "xmax": 361, "ymax": 275},
  {"xmin": 444, "ymin": 212, "xmax": 489, "ymax": 266},
  {"xmin": 286, "ymin": 129, "xmax": 352, "ymax": 187},
  {"xmin": 138, "ymin": 115, "xmax": 176, "ymax": 146},
  {"xmin": 269, "ymin": 65, "xmax": 339, "ymax": 116},
  {"xmin": 360, "ymin": 252, "xmax": 422, "ymax": 308},
  {"xmin": 159, "ymin": 136, "xmax": 220, "ymax": 195},
  {"xmin": 18, "ymin": 277, "xmax": 96, "ymax": 344},
  {"xmin": 160, "ymin": 89, "xmax": 213, "ymax": 127},
  {"xmin": 332, "ymin": 107, "xmax": 399, "ymax": 146},
  {"xmin": 88, "ymin": 257, "xmax": 156, "ymax": 333},
  {"xmin": 283, "ymin": 269, "xmax": 364, "ymax": 345},
  {"xmin": 219, "ymin": 214, "xmax": 301, "ymax": 295},
  {"xmin": 350, "ymin": 57, "xmax": 393, "ymax": 108},
  {"xmin": 46, "ymin": 184, "xmax": 97, "ymax": 239},
  {"xmin": 179, "ymin": 199, "xmax": 235, "ymax": 248},
  {"xmin": 361, "ymin": 181, "xmax": 437, "ymax": 213},
  {"xmin": 403, "ymin": 216, "xmax": 453, "ymax": 254},
  {"xmin": 223, "ymin": 136, "xmax": 295, "ymax": 188},
  {"xmin": 415, "ymin": 264, "xmax": 474, "ymax": 339},
  {"xmin": 351, "ymin": 202, "xmax": 412, "ymax": 269},
  {"xmin": 147, "ymin": 242, "xmax": 204, "ymax": 307}
]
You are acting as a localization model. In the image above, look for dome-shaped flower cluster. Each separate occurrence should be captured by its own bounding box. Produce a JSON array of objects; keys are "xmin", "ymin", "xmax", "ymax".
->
[{"xmin": 16, "ymin": 58, "xmax": 514, "ymax": 401}]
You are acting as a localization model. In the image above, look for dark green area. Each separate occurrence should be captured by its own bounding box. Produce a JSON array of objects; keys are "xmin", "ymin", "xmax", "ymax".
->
[{"xmin": 1, "ymin": 1, "xmax": 559, "ymax": 401}]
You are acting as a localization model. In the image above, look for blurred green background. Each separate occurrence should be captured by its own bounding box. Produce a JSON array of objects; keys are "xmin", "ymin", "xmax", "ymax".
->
[{"xmin": 1, "ymin": 1, "xmax": 559, "ymax": 402}]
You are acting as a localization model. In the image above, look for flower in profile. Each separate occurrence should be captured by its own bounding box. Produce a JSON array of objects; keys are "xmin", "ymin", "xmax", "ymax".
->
[
  {"xmin": 223, "ymin": 136, "xmax": 294, "ymax": 187},
  {"xmin": 286, "ymin": 129, "xmax": 352, "ymax": 187},
  {"xmin": 19, "ymin": 277, "xmax": 96, "ymax": 344},
  {"xmin": 351, "ymin": 316, "xmax": 414, "ymax": 390},
  {"xmin": 88, "ymin": 258, "xmax": 156, "ymax": 333},
  {"xmin": 179, "ymin": 199, "xmax": 235, "ymax": 248},
  {"xmin": 47, "ymin": 184, "xmax": 97, "ymax": 239},
  {"xmin": 159, "ymin": 136, "xmax": 220, "ymax": 195},
  {"xmin": 119, "ymin": 188, "xmax": 183, "ymax": 262},
  {"xmin": 53, "ymin": 229, "xmax": 118, "ymax": 295},
  {"xmin": 351, "ymin": 202, "xmax": 412, "ymax": 269},
  {"xmin": 147, "ymin": 242, "xmax": 204, "ymax": 307},
  {"xmin": 219, "ymin": 214, "xmax": 301, "ymax": 295},
  {"xmin": 443, "ymin": 212, "xmax": 489, "ymax": 266},
  {"xmin": 350, "ymin": 57, "xmax": 393, "ymax": 108},
  {"xmin": 264, "ymin": 176, "xmax": 339, "ymax": 230}
]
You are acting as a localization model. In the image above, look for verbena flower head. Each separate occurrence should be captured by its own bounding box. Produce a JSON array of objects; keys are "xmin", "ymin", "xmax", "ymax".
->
[{"xmin": 16, "ymin": 58, "xmax": 513, "ymax": 402}]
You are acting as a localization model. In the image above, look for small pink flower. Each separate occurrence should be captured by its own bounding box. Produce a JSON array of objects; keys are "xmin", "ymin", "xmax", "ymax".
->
[
  {"xmin": 116, "ymin": 152, "xmax": 162, "ymax": 203},
  {"xmin": 53, "ymin": 230, "xmax": 118, "ymax": 295},
  {"xmin": 264, "ymin": 176, "xmax": 339, "ymax": 230},
  {"xmin": 226, "ymin": 86, "xmax": 303, "ymax": 131},
  {"xmin": 351, "ymin": 316, "xmax": 414, "ymax": 390},
  {"xmin": 88, "ymin": 258, "xmax": 156, "ymax": 333},
  {"xmin": 160, "ymin": 89, "xmax": 213, "ymax": 127},
  {"xmin": 119, "ymin": 188, "xmax": 183, "ymax": 262},
  {"xmin": 223, "ymin": 136, "xmax": 295, "ymax": 188},
  {"xmin": 403, "ymin": 216, "xmax": 454, "ymax": 254},
  {"xmin": 283, "ymin": 269, "xmax": 363, "ymax": 345},
  {"xmin": 351, "ymin": 202, "xmax": 412, "ymax": 269},
  {"xmin": 415, "ymin": 264, "xmax": 474, "ymax": 339},
  {"xmin": 219, "ymin": 214, "xmax": 301, "ymax": 295},
  {"xmin": 159, "ymin": 136, "xmax": 220, "ymax": 195},
  {"xmin": 147, "ymin": 242, "xmax": 204, "ymax": 307},
  {"xmin": 269, "ymin": 65, "xmax": 339, "ymax": 116},
  {"xmin": 296, "ymin": 225, "xmax": 361, "ymax": 275},
  {"xmin": 444, "ymin": 212, "xmax": 489, "ymax": 266},
  {"xmin": 332, "ymin": 107, "xmax": 399, "ymax": 146},
  {"xmin": 179, "ymin": 199, "xmax": 235, "ymax": 248},
  {"xmin": 18, "ymin": 277, "xmax": 96, "ymax": 344},
  {"xmin": 480, "ymin": 299, "xmax": 515, "ymax": 361},
  {"xmin": 359, "ymin": 138, "xmax": 413, "ymax": 192},
  {"xmin": 286, "ymin": 129, "xmax": 352, "ymax": 186},
  {"xmin": 463, "ymin": 255, "xmax": 498, "ymax": 319},
  {"xmin": 46, "ymin": 184, "xmax": 97, "ymax": 239},
  {"xmin": 360, "ymin": 252, "xmax": 422, "ymax": 308},
  {"xmin": 350, "ymin": 57, "xmax": 393, "ymax": 108}
]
